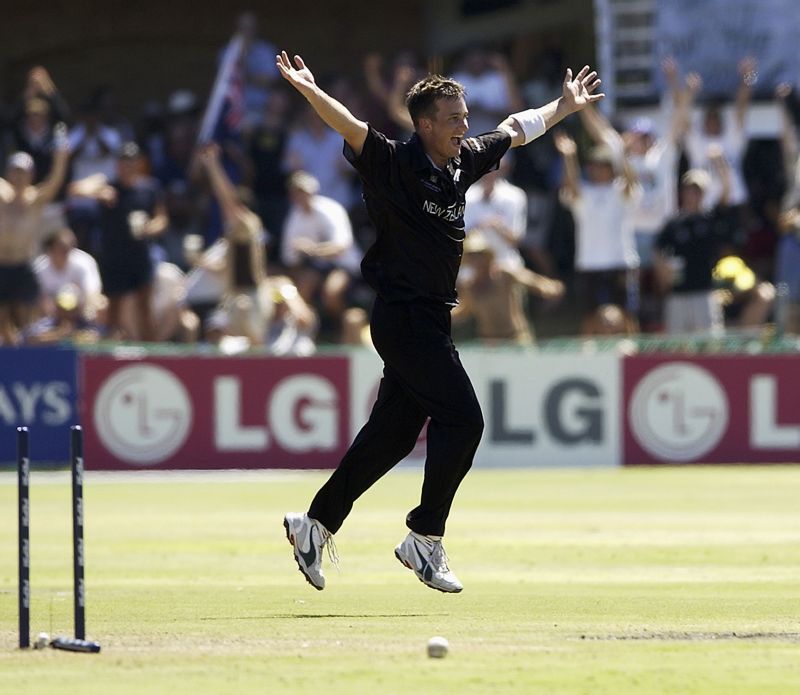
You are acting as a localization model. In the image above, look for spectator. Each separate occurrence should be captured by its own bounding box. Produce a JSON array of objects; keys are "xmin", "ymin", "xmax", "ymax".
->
[
  {"xmin": 774, "ymin": 83, "xmax": 800, "ymax": 336},
  {"xmin": 91, "ymin": 85, "xmax": 134, "ymax": 141},
  {"xmin": 653, "ymin": 164, "xmax": 735, "ymax": 335},
  {"xmin": 589, "ymin": 58, "xmax": 687, "ymax": 269},
  {"xmin": 682, "ymin": 57, "xmax": 756, "ymax": 211},
  {"xmin": 184, "ymin": 237, "xmax": 227, "ymax": 336},
  {"xmin": 154, "ymin": 180, "xmax": 204, "ymax": 271},
  {"xmin": 340, "ymin": 306, "xmax": 373, "ymax": 348},
  {"xmin": 454, "ymin": 230, "xmax": 563, "ymax": 345},
  {"xmin": 281, "ymin": 170, "xmax": 361, "ymax": 337},
  {"xmin": 513, "ymin": 41, "xmax": 565, "ymax": 278},
  {"xmin": 583, "ymin": 303, "xmax": 634, "ymax": 337},
  {"xmin": 248, "ymin": 86, "xmax": 291, "ymax": 256},
  {"xmin": 283, "ymin": 102, "xmax": 356, "ymax": 208},
  {"xmin": 198, "ymin": 142, "xmax": 271, "ymax": 347},
  {"xmin": 229, "ymin": 11, "xmax": 279, "ymax": 130},
  {"xmin": 777, "ymin": 83, "xmax": 800, "ymax": 211},
  {"xmin": 265, "ymin": 275, "xmax": 318, "ymax": 355},
  {"xmin": 150, "ymin": 261, "xmax": 199, "ymax": 342},
  {"xmin": 775, "ymin": 208, "xmax": 800, "ymax": 335},
  {"xmin": 0, "ymin": 134, "xmax": 70, "ymax": 344},
  {"xmin": 24, "ymin": 284, "xmax": 102, "ymax": 345},
  {"xmin": 7, "ymin": 67, "xmax": 70, "ymax": 184},
  {"xmin": 362, "ymin": 51, "xmax": 420, "ymax": 136},
  {"xmin": 452, "ymin": 46, "xmax": 522, "ymax": 136},
  {"xmin": 464, "ymin": 158, "xmax": 527, "ymax": 271},
  {"xmin": 554, "ymin": 127, "xmax": 641, "ymax": 335},
  {"xmin": 712, "ymin": 253, "xmax": 775, "ymax": 331},
  {"xmin": 33, "ymin": 227, "xmax": 102, "ymax": 321},
  {"xmin": 68, "ymin": 97, "xmax": 122, "ymax": 181},
  {"xmin": 65, "ymin": 97, "xmax": 124, "ymax": 256},
  {"xmin": 156, "ymin": 90, "xmax": 201, "ymax": 187},
  {"xmin": 136, "ymin": 100, "xmax": 167, "ymax": 174},
  {"xmin": 69, "ymin": 142, "xmax": 167, "ymax": 341},
  {"xmin": 579, "ymin": 64, "xmax": 688, "ymax": 330}
]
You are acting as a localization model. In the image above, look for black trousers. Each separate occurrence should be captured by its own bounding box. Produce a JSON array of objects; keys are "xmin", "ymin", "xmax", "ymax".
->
[{"xmin": 308, "ymin": 296, "xmax": 484, "ymax": 536}]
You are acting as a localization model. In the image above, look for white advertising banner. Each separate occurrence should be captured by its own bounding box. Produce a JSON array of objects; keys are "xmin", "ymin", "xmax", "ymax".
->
[{"xmin": 349, "ymin": 349, "xmax": 621, "ymax": 469}]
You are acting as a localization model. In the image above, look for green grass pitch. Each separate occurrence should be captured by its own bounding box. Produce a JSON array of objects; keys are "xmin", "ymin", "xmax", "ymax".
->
[{"xmin": 1, "ymin": 466, "xmax": 799, "ymax": 694}]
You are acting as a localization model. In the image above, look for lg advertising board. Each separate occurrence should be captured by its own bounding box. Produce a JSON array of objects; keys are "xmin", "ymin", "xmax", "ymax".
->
[
  {"xmin": 623, "ymin": 356, "xmax": 800, "ymax": 464},
  {"xmin": 82, "ymin": 356, "xmax": 350, "ymax": 469},
  {"xmin": 75, "ymin": 350, "xmax": 800, "ymax": 470},
  {"xmin": 334, "ymin": 349, "xmax": 619, "ymax": 469},
  {"xmin": 83, "ymin": 351, "xmax": 620, "ymax": 470}
]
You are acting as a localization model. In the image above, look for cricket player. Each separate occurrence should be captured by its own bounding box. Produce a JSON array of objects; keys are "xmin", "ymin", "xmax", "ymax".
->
[{"xmin": 280, "ymin": 50, "xmax": 603, "ymax": 592}]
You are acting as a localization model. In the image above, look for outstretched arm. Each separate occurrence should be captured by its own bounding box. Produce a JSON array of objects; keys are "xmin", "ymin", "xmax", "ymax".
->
[
  {"xmin": 578, "ymin": 101, "xmax": 622, "ymax": 149},
  {"xmin": 277, "ymin": 51, "xmax": 368, "ymax": 156},
  {"xmin": 198, "ymin": 142, "xmax": 243, "ymax": 222},
  {"xmin": 661, "ymin": 56, "xmax": 691, "ymax": 144},
  {"xmin": 578, "ymin": 105, "xmax": 638, "ymax": 196},
  {"xmin": 386, "ymin": 64, "xmax": 416, "ymax": 133},
  {"xmin": 499, "ymin": 65, "xmax": 604, "ymax": 148},
  {"xmin": 34, "ymin": 124, "xmax": 70, "ymax": 205},
  {"xmin": 508, "ymin": 266, "xmax": 565, "ymax": 299},
  {"xmin": 553, "ymin": 131, "xmax": 581, "ymax": 201},
  {"xmin": 708, "ymin": 144, "xmax": 732, "ymax": 207},
  {"xmin": 776, "ymin": 83, "xmax": 800, "ymax": 205},
  {"xmin": 735, "ymin": 56, "xmax": 757, "ymax": 130}
]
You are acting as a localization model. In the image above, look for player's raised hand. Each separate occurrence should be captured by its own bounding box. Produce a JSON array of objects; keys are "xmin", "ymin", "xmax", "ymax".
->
[
  {"xmin": 276, "ymin": 51, "xmax": 317, "ymax": 95},
  {"xmin": 562, "ymin": 65, "xmax": 604, "ymax": 112}
]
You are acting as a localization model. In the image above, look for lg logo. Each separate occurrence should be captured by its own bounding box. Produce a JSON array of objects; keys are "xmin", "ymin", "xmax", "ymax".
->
[
  {"xmin": 94, "ymin": 364, "xmax": 193, "ymax": 465},
  {"xmin": 629, "ymin": 363, "xmax": 729, "ymax": 462}
]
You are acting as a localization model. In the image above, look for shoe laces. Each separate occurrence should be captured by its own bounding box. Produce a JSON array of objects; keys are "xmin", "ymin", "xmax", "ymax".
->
[
  {"xmin": 318, "ymin": 524, "xmax": 340, "ymax": 572},
  {"xmin": 430, "ymin": 540, "xmax": 450, "ymax": 574}
]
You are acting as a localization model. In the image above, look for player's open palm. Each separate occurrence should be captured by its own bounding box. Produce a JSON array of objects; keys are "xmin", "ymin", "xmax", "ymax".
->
[
  {"xmin": 277, "ymin": 51, "xmax": 316, "ymax": 95},
  {"xmin": 562, "ymin": 65, "xmax": 604, "ymax": 111}
]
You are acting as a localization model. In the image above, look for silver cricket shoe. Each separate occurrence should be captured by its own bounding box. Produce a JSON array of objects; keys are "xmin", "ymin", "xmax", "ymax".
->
[
  {"xmin": 394, "ymin": 531, "xmax": 463, "ymax": 593},
  {"xmin": 283, "ymin": 513, "xmax": 337, "ymax": 590}
]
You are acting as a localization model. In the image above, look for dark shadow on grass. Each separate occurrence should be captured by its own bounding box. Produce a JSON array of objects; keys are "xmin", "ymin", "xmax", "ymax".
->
[
  {"xmin": 580, "ymin": 631, "xmax": 800, "ymax": 643},
  {"xmin": 199, "ymin": 613, "xmax": 441, "ymax": 621}
]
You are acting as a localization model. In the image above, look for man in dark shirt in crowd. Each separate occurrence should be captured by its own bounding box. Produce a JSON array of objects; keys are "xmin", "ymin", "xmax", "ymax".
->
[
  {"xmin": 278, "ymin": 50, "xmax": 603, "ymax": 593},
  {"xmin": 654, "ymin": 164, "xmax": 739, "ymax": 334},
  {"xmin": 70, "ymin": 142, "xmax": 167, "ymax": 340}
]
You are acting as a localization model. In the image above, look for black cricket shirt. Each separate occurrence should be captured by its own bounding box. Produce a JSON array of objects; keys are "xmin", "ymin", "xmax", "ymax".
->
[{"xmin": 344, "ymin": 125, "xmax": 511, "ymax": 305}]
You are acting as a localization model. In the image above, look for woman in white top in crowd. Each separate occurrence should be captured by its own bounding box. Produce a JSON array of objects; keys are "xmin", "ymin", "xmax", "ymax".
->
[
  {"xmin": 682, "ymin": 56, "xmax": 756, "ymax": 211},
  {"xmin": 554, "ymin": 127, "xmax": 641, "ymax": 335}
]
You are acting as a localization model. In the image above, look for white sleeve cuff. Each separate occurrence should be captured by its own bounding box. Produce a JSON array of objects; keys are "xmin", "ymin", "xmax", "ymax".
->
[{"xmin": 510, "ymin": 109, "xmax": 547, "ymax": 144}]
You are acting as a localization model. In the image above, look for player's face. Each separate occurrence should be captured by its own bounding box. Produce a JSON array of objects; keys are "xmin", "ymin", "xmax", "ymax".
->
[{"xmin": 423, "ymin": 97, "xmax": 469, "ymax": 165}]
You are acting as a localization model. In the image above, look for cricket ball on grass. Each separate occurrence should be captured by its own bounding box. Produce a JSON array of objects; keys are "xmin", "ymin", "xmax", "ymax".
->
[{"xmin": 427, "ymin": 635, "xmax": 449, "ymax": 658}]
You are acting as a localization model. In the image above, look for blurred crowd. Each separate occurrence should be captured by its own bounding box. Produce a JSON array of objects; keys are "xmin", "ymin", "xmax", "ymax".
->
[{"xmin": 2, "ymin": 12, "xmax": 800, "ymax": 353}]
